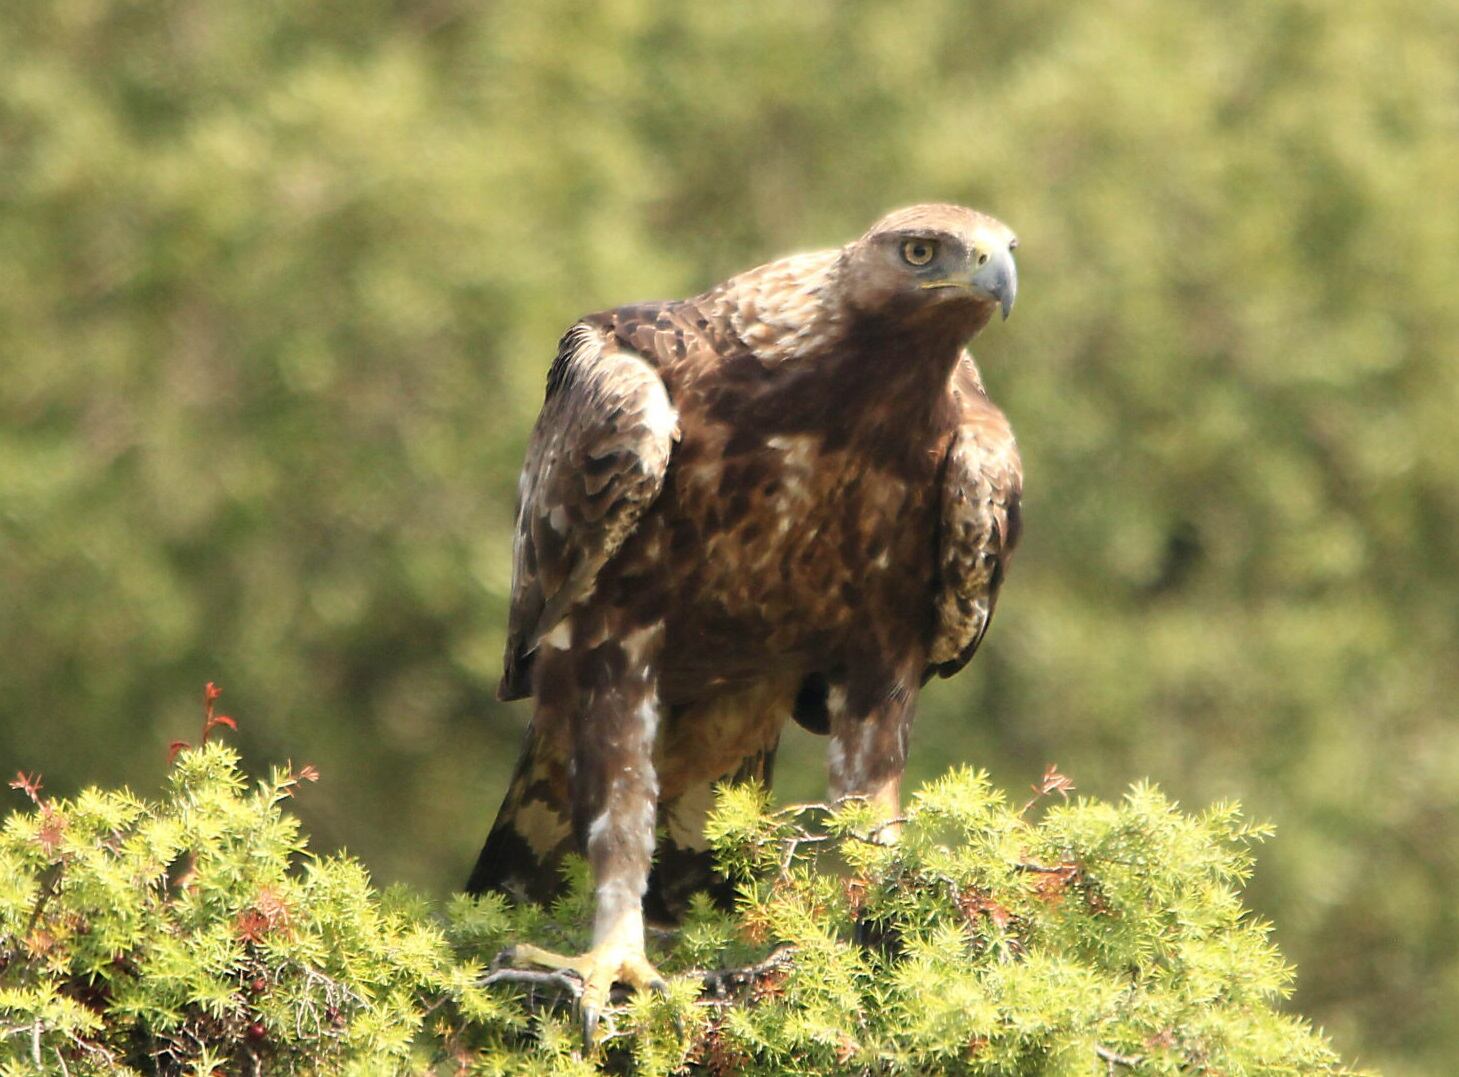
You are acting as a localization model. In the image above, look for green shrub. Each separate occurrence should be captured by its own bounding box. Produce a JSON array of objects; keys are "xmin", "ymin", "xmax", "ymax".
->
[{"xmin": 1, "ymin": 741, "xmax": 1360, "ymax": 1074}]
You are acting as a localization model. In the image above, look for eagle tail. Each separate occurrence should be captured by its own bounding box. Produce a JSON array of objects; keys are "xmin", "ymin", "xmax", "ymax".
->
[
  {"xmin": 467, "ymin": 718, "xmax": 780, "ymax": 923},
  {"xmin": 465, "ymin": 724, "xmax": 573, "ymax": 900},
  {"xmin": 643, "ymin": 739, "xmax": 778, "ymax": 923}
]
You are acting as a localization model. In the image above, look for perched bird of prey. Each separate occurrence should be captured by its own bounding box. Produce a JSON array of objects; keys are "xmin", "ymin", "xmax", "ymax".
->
[{"xmin": 467, "ymin": 203, "xmax": 1022, "ymax": 1037}]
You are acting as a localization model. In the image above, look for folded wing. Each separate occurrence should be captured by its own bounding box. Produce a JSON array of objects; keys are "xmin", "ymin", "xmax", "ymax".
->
[
  {"xmin": 498, "ymin": 323, "xmax": 679, "ymax": 699},
  {"xmin": 928, "ymin": 354, "xmax": 1023, "ymax": 681}
]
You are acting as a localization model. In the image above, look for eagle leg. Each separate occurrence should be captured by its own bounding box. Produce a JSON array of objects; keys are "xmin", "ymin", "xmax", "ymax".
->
[
  {"xmin": 826, "ymin": 669, "xmax": 918, "ymax": 835},
  {"xmin": 555, "ymin": 622, "xmax": 670, "ymax": 1045}
]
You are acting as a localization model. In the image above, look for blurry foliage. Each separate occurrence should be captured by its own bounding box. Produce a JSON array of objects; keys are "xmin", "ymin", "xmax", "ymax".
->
[
  {"xmin": 0, "ymin": 0, "xmax": 1455, "ymax": 1071},
  {"xmin": 0, "ymin": 747, "xmax": 1359, "ymax": 1074}
]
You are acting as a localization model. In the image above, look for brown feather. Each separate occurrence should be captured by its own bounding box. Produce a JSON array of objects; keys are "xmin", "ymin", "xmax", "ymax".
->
[
  {"xmin": 928, "ymin": 351, "xmax": 1023, "ymax": 678},
  {"xmin": 498, "ymin": 323, "xmax": 678, "ymax": 699}
]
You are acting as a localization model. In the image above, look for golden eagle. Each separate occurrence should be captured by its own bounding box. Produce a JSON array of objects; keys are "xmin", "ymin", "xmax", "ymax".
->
[{"xmin": 467, "ymin": 204, "xmax": 1022, "ymax": 1036}]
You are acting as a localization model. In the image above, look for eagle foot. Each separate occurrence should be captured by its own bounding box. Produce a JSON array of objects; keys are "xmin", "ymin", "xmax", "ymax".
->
[{"xmin": 502, "ymin": 941, "xmax": 669, "ymax": 1049}]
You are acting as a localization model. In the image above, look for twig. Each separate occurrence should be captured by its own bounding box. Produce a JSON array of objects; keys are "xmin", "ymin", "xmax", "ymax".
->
[
  {"xmin": 291, "ymin": 962, "xmax": 363, "ymax": 1040},
  {"xmin": 25, "ymin": 863, "xmax": 64, "ymax": 940},
  {"xmin": 1095, "ymin": 1044, "xmax": 1143, "ymax": 1070},
  {"xmin": 865, "ymin": 815, "xmax": 908, "ymax": 838},
  {"xmin": 778, "ymin": 833, "xmax": 832, "ymax": 875},
  {"xmin": 65, "ymin": 1031, "xmax": 118, "ymax": 1070},
  {"xmin": 694, "ymin": 944, "xmax": 798, "ymax": 999},
  {"xmin": 842, "ymin": 823, "xmax": 908, "ymax": 848},
  {"xmin": 772, "ymin": 795, "xmax": 867, "ymax": 820},
  {"xmin": 1014, "ymin": 861, "xmax": 1078, "ymax": 874}
]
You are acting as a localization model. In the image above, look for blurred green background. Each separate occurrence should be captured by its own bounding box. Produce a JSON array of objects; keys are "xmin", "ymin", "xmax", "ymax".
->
[{"xmin": 2, "ymin": 0, "xmax": 1455, "ymax": 1070}]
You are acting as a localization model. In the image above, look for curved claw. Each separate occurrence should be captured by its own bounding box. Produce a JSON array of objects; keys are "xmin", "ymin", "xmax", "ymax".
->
[
  {"xmin": 581, "ymin": 1003, "xmax": 600, "ymax": 1049},
  {"xmin": 578, "ymin": 969, "xmax": 615, "ymax": 1051},
  {"xmin": 501, "ymin": 941, "xmax": 670, "ymax": 1051}
]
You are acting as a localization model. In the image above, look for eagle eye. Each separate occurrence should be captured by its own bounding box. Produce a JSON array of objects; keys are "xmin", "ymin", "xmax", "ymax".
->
[{"xmin": 901, "ymin": 238, "xmax": 937, "ymax": 267}]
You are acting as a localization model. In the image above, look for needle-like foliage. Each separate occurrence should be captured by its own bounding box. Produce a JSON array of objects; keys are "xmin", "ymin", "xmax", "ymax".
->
[{"xmin": 0, "ymin": 750, "xmax": 1363, "ymax": 1074}]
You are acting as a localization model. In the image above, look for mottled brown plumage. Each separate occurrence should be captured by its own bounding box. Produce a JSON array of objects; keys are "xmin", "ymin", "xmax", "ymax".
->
[{"xmin": 466, "ymin": 204, "xmax": 1022, "ymax": 1038}]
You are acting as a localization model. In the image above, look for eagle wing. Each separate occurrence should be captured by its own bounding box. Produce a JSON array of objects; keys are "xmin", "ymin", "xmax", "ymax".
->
[
  {"xmin": 928, "ymin": 353, "xmax": 1023, "ymax": 681},
  {"xmin": 498, "ymin": 322, "xmax": 679, "ymax": 700}
]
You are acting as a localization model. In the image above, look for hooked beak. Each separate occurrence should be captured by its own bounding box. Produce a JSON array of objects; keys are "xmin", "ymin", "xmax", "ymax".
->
[{"xmin": 969, "ymin": 245, "xmax": 1017, "ymax": 320}]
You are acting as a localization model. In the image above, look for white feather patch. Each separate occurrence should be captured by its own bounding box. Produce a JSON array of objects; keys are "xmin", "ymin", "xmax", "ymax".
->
[
  {"xmin": 640, "ymin": 383, "xmax": 680, "ymax": 441},
  {"xmin": 541, "ymin": 620, "xmax": 572, "ymax": 650}
]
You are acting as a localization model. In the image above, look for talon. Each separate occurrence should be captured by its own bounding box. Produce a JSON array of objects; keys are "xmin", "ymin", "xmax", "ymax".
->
[
  {"xmin": 580, "ymin": 974, "xmax": 613, "ymax": 1049},
  {"xmin": 501, "ymin": 939, "xmax": 669, "ymax": 1049}
]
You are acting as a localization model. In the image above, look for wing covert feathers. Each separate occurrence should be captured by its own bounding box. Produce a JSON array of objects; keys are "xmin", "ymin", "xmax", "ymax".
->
[
  {"xmin": 498, "ymin": 323, "xmax": 678, "ymax": 699},
  {"xmin": 928, "ymin": 355, "xmax": 1023, "ymax": 679}
]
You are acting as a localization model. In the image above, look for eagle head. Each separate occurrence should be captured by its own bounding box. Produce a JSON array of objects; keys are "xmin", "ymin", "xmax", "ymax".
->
[{"xmin": 839, "ymin": 203, "xmax": 1018, "ymax": 331}]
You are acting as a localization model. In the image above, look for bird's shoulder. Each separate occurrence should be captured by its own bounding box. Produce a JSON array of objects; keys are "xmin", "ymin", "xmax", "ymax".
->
[
  {"xmin": 563, "ymin": 247, "xmax": 848, "ymax": 379},
  {"xmin": 703, "ymin": 248, "xmax": 848, "ymax": 365},
  {"xmin": 946, "ymin": 351, "xmax": 1021, "ymax": 490}
]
